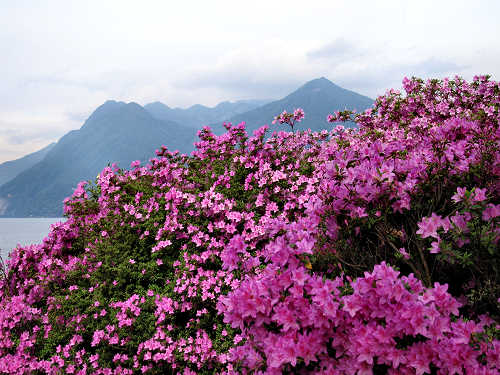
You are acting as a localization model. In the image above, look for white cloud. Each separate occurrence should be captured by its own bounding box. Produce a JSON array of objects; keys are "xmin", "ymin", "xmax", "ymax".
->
[{"xmin": 0, "ymin": 0, "xmax": 499, "ymax": 162}]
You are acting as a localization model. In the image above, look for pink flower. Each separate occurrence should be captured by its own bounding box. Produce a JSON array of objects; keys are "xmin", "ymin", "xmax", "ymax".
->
[
  {"xmin": 451, "ymin": 187, "xmax": 467, "ymax": 203},
  {"xmin": 471, "ymin": 187, "xmax": 487, "ymax": 203},
  {"xmin": 482, "ymin": 203, "xmax": 500, "ymax": 220},
  {"xmin": 416, "ymin": 213, "xmax": 443, "ymax": 239},
  {"xmin": 272, "ymin": 108, "xmax": 305, "ymax": 130},
  {"xmin": 91, "ymin": 330, "xmax": 105, "ymax": 347},
  {"xmin": 293, "ymin": 108, "xmax": 305, "ymax": 122},
  {"xmin": 430, "ymin": 240, "xmax": 441, "ymax": 254},
  {"xmin": 398, "ymin": 247, "xmax": 410, "ymax": 260},
  {"xmin": 450, "ymin": 213, "xmax": 470, "ymax": 232}
]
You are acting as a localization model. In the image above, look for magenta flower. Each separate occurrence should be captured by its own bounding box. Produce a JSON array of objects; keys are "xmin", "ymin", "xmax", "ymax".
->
[
  {"xmin": 482, "ymin": 203, "xmax": 500, "ymax": 221},
  {"xmin": 398, "ymin": 247, "xmax": 410, "ymax": 260},
  {"xmin": 416, "ymin": 213, "xmax": 444, "ymax": 239},
  {"xmin": 293, "ymin": 108, "xmax": 304, "ymax": 122},
  {"xmin": 451, "ymin": 187, "xmax": 467, "ymax": 203},
  {"xmin": 430, "ymin": 240, "xmax": 441, "ymax": 254},
  {"xmin": 272, "ymin": 108, "xmax": 305, "ymax": 130},
  {"xmin": 472, "ymin": 187, "xmax": 488, "ymax": 203}
]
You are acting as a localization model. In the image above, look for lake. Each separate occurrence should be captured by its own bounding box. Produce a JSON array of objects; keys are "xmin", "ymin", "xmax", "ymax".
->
[{"xmin": 0, "ymin": 218, "xmax": 65, "ymax": 262}]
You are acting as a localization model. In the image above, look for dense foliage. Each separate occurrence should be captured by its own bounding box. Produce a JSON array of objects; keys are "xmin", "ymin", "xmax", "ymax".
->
[{"xmin": 0, "ymin": 76, "xmax": 499, "ymax": 374}]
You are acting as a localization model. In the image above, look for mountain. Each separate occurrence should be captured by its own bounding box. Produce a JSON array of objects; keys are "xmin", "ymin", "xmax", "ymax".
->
[
  {"xmin": 144, "ymin": 99, "xmax": 272, "ymax": 128},
  {"xmin": 0, "ymin": 142, "xmax": 56, "ymax": 187},
  {"xmin": 0, "ymin": 78, "xmax": 374, "ymax": 217},
  {"xmin": 0, "ymin": 101, "xmax": 198, "ymax": 217},
  {"xmin": 211, "ymin": 77, "xmax": 373, "ymax": 134}
]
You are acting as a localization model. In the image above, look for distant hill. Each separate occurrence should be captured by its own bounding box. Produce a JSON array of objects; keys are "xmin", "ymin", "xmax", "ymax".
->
[
  {"xmin": 0, "ymin": 101, "xmax": 198, "ymax": 217},
  {"xmin": 0, "ymin": 142, "xmax": 56, "ymax": 187},
  {"xmin": 0, "ymin": 78, "xmax": 374, "ymax": 217},
  {"xmin": 211, "ymin": 77, "xmax": 373, "ymax": 134},
  {"xmin": 144, "ymin": 99, "xmax": 272, "ymax": 128}
]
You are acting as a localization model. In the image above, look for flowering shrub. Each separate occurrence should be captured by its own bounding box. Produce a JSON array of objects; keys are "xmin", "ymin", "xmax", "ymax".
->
[{"xmin": 0, "ymin": 76, "xmax": 499, "ymax": 374}]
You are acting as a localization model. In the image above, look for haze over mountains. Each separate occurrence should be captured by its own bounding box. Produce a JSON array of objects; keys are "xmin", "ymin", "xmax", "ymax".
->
[
  {"xmin": 0, "ymin": 78, "xmax": 373, "ymax": 217},
  {"xmin": 0, "ymin": 142, "xmax": 55, "ymax": 186},
  {"xmin": 211, "ymin": 77, "xmax": 373, "ymax": 134},
  {"xmin": 144, "ymin": 99, "xmax": 272, "ymax": 128},
  {"xmin": 0, "ymin": 101, "xmax": 198, "ymax": 217}
]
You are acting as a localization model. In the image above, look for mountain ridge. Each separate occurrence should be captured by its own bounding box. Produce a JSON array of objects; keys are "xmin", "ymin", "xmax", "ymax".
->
[
  {"xmin": 144, "ymin": 99, "xmax": 273, "ymax": 128},
  {"xmin": 0, "ymin": 143, "xmax": 56, "ymax": 187},
  {"xmin": 0, "ymin": 77, "xmax": 374, "ymax": 217},
  {"xmin": 0, "ymin": 103, "xmax": 198, "ymax": 217},
  {"xmin": 210, "ymin": 77, "xmax": 373, "ymax": 134}
]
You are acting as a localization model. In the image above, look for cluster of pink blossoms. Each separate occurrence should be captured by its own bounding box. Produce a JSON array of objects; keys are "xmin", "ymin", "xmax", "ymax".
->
[
  {"xmin": 0, "ymin": 76, "xmax": 498, "ymax": 374},
  {"xmin": 272, "ymin": 108, "xmax": 305, "ymax": 130}
]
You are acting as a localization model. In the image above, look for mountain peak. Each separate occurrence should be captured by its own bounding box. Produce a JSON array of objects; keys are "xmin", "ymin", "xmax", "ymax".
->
[
  {"xmin": 299, "ymin": 77, "xmax": 340, "ymax": 91},
  {"xmin": 219, "ymin": 77, "xmax": 374, "ymax": 136},
  {"xmin": 101, "ymin": 100, "xmax": 126, "ymax": 110},
  {"xmin": 125, "ymin": 102, "xmax": 144, "ymax": 111},
  {"xmin": 144, "ymin": 101, "xmax": 171, "ymax": 110},
  {"xmin": 88, "ymin": 100, "xmax": 126, "ymax": 120},
  {"xmin": 81, "ymin": 101, "xmax": 151, "ymax": 132},
  {"xmin": 91, "ymin": 100, "xmax": 146, "ymax": 116}
]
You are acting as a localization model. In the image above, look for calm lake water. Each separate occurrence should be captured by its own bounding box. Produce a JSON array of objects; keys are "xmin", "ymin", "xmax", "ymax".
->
[{"xmin": 0, "ymin": 218, "xmax": 65, "ymax": 262}]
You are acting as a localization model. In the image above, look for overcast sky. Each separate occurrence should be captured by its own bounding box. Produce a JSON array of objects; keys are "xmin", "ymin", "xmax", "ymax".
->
[{"xmin": 1, "ymin": 0, "xmax": 499, "ymax": 163}]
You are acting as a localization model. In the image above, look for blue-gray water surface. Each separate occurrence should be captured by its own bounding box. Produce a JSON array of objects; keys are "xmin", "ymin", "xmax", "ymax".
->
[{"xmin": 0, "ymin": 218, "xmax": 65, "ymax": 262}]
